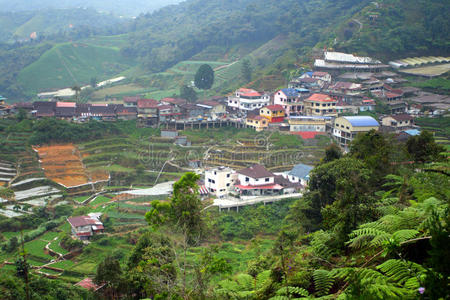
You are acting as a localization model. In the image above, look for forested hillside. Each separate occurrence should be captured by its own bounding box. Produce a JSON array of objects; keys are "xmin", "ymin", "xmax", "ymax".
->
[
  {"xmin": 0, "ymin": 8, "xmax": 127, "ymax": 43},
  {"xmin": 0, "ymin": 0, "xmax": 449, "ymax": 99},
  {"xmin": 0, "ymin": 0, "xmax": 183, "ymax": 17}
]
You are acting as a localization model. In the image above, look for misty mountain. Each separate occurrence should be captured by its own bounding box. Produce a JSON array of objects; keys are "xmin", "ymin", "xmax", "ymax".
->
[{"xmin": 0, "ymin": 0, "xmax": 183, "ymax": 16}]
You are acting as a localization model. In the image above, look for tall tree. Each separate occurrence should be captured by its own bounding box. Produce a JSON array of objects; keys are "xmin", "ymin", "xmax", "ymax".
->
[
  {"xmin": 95, "ymin": 255, "xmax": 123, "ymax": 299},
  {"xmin": 180, "ymin": 84, "xmax": 197, "ymax": 102},
  {"xmin": 194, "ymin": 64, "xmax": 214, "ymax": 90},
  {"xmin": 406, "ymin": 130, "xmax": 444, "ymax": 163},
  {"xmin": 241, "ymin": 59, "xmax": 252, "ymax": 83}
]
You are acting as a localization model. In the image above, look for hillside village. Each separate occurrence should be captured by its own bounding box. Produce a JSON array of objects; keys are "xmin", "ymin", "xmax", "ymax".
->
[
  {"xmin": 1, "ymin": 41, "xmax": 449, "ymax": 288},
  {"xmin": 0, "ymin": 0, "xmax": 449, "ymax": 296}
]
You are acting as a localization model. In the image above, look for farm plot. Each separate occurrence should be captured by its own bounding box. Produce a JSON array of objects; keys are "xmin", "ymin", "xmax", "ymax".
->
[
  {"xmin": 399, "ymin": 63, "xmax": 450, "ymax": 77},
  {"xmin": 14, "ymin": 186, "xmax": 61, "ymax": 201},
  {"xmin": 34, "ymin": 144, "xmax": 109, "ymax": 188}
]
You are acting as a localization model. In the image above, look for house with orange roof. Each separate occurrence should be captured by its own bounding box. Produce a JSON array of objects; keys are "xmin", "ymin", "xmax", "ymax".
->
[
  {"xmin": 227, "ymin": 88, "xmax": 270, "ymax": 112},
  {"xmin": 304, "ymin": 93, "xmax": 337, "ymax": 117},
  {"xmin": 260, "ymin": 105, "xmax": 285, "ymax": 123}
]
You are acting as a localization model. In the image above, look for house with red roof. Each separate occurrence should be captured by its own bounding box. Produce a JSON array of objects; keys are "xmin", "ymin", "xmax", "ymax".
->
[
  {"xmin": 123, "ymin": 96, "xmax": 141, "ymax": 108},
  {"xmin": 227, "ymin": 88, "xmax": 270, "ymax": 112},
  {"xmin": 196, "ymin": 100, "xmax": 226, "ymax": 118},
  {"xmin": 235, "ymin": 164, "xmax": 284, "ymax": 197},
  {"xmin": 304, "ymin": 93, "xmax": 337, "ymax": 117},
  {"xmin": 260, "ymin": 105, "xmax": 285, "ymax": 123},
  {"xmin": 137, "ymin": 99, "xmax": 159, "ymax": 124},
  {"xmin": 67, "ymin": 214, "xmax": 104, "ymax": 240}
]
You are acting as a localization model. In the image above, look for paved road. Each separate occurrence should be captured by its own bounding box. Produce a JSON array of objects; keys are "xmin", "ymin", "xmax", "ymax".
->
[{"xmin": 120, "ymin": 181, "xmax": 175, "ymax": 196}]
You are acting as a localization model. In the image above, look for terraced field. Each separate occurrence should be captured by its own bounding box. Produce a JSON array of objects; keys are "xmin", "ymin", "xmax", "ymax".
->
[{"xmin": 34, "ymin": 144, "xmax": 109, "ymax": 188}]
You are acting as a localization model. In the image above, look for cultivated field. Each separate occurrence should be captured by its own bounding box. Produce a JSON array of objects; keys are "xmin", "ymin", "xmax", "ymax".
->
[
  {"xmin": 399, "ymin": 63, "xmax": 450, "ymax": 77},
  {"xmin": 34, "ymin": 144, "xmax": 109, "ymax": 188}
]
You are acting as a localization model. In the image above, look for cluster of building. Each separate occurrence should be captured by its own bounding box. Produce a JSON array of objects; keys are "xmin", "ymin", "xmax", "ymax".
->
[
  {"xmin": 2, "ymin": 51, "xmax": 446, "ymax": 151},
  {"xmin": 203, "ymin": 163, "xmax": 313, "ymax": 200}
]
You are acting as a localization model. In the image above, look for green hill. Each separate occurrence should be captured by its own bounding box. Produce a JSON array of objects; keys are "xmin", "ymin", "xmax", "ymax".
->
[{"xmin": 17, "ymin": 42, "xmax": 136, "ymax": 94}]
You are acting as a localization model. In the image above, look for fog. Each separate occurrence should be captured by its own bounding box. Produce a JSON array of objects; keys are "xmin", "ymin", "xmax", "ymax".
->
[{"xmin": 0, "ymin": 0, "xmax": 184, "ymax": 16}]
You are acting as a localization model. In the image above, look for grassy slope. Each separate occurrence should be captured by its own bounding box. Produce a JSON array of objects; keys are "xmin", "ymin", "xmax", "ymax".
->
[{"xmin": 16, "ymin": 40, "xmax": 136, "ymax": 95}]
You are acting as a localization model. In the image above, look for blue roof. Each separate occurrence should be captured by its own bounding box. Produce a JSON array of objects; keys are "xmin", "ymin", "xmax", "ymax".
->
[
  {"xmin": 404, "ymin": 129, "xmax": 420, "ymax": 136},
  {"xmin": 281, "ymin": 88, "xmax": 299, "ymax": 97},
  {"xmin": 295, "ymin": 88, "xmax": 310, "ymax": 93},
  {"xmin": 288, "ymin": 163, "xmax": 314, "ymax": 180},
  {"xmin": 343, "ymin": 116, "xmax": 379, "ymax": 127},
  {"xmin": 304, "ymin": 71, "xmax": 313, "ymax": 76}
]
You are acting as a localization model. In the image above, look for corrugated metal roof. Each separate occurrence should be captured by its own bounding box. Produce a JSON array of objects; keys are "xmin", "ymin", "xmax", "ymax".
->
[
  {"xmin": 288, "ymin": 163, "xmax": 313, "ymax": 179},
  {"xmin": 281, "ymin": 88, "xmax": 299, "ymax": 97},
  {"xmin": 343, "ymin": 116, "xmax": 379, "ymax": 127}
]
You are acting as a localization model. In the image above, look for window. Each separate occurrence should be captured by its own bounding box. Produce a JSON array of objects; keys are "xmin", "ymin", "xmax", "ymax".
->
[
  {"xmin": 214, "ymin": 171, "xmax": 217, "ymax": 175},
  {"xmin": 211, "ymin": 179, "xmax": 215, "ymax": 184},
  {"xmin": 265, "ymin": 178, "xmax": 270, "ymax": 182},
  {"xmin": 256, "ymin": 178, "xmax": 259, "ymax": 182},
  {"xmin": 226, "ymin": 183, "xmax": 230, "ymax": 187},
  {"xmin": 245, "ymin": 177, "xmax": 249, "ymax": 182},
  {"xmin": 227, "ymin": 174, "xmax": 230, "ymax": 178}
]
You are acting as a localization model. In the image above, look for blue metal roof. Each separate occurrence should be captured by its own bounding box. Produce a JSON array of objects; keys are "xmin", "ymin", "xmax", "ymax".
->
[
  {"xmin": 404, "ymin": 129, "xmax": 420, "ymax": 136},
  {"xmin": 295, "ymin": 88, "xmax": 310, "ymax": 93},
  {"xmin": 343, "ymin": 116, "xmax": 379, "ymax": 127},
  {"xmin": 281, "ymin": 88, "xmax": 299, "ymax": 97},
  {"xmin": 288, "ymin": 164, "xmax": 314, "ymax": 180}
]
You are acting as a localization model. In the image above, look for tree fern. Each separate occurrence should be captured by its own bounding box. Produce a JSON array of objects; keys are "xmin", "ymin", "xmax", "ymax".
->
[
  {"xmin": 255, "ymin": 270, "xmax": 271, "ymax": 291},
  {"xmin": 313, "ymin": 269, "xmax": 334, "ymax": 296},
  {"xmin": 275, "ymin": 286, "xmax": 309, "ymax": 297},
  {"xmin": 377, "ymin": 259, "xmax": 425, "ymax": 286},
  {"xmin": 235, "ymin": 273, "xmax": 254, "ymax": 291}
]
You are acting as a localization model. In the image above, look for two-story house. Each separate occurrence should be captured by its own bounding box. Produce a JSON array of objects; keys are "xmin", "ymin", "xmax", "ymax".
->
[
  {"xmin": 304, "ymin": 94, "xmax": 337, "ymax": 117},
  {"xmin": 227, "ymin": 88, "xmax": 270, "ymax": 112},
  {"xmin": 273, "ymin": 88, "xmax": 303, "ymax": 116},
  {"xmin": 204, "ymin": 166, "xmax": 237, "ymax": 198},
  {"xmin": 246, "ymin": 115, "xmax": 269, "ymax": 131},
  {"xmin": 381, "ymin": 114, "xmax": 414, "ymax": 131},
  {"xmin": 333, "ymin": 116, "xmax": 380, "ymax": 149},
  {"xmin": 67, "ymin": 214, "xmax": 104, "ymax": 240},
  {"xmin": 235, "ymin": 164, "xmax": 282, "ymax": 197},
  {"xmin": 260, "ymin": 105, "xmax": 285, "ymax": 123}
]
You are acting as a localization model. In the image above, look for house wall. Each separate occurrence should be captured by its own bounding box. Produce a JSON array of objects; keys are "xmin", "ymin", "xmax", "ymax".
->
[
  {"xmin": 205, "ymin": 169, "xmax": 236, "ymax": 197},
  {"xmin": 237, "ymin": 174, "xmax": 274, "ymax": 186}
]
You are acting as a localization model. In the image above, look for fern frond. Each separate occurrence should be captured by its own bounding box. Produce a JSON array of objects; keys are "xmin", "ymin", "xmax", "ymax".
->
[
  {"xmin": 255, "ymin": 270, "xmax": 271, "ymax": 291},
  {"xmin": 377, "ymin": 259, "xmax": 425, "ymax": 285},
  {"xmin": 235, "ymin": 273, "xmax": 254, "ymax": 291},
  {"xmin": 392, "ymin": 229, "xmax": 420, "ymax": 243},
  {"xmin": 313, "ymin": 269, "xmax": 334, "ymax": 296},
  {"xmin": 347, "ymin": 227, "xmax": 389, "ymax": 248},
  {"xmin": 276, "ymin": 286, "xmax": 309, "ymax": 297},
  {"xmin": 330, "ymin": 267, "xmax": 356, "ymax": 282}
]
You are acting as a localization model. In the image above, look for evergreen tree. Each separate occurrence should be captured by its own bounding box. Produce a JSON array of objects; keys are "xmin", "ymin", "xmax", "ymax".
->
[
  {"xmin": 180, "ymin": 84, "xmax": 197, "ymax": 102},
  {"xmin": 194, "ymin": 64, "xmax": 214, "ymax": 90},
  {"xmin": 241, "ymin": 59, "xmax": 252, "ymax": 83}
]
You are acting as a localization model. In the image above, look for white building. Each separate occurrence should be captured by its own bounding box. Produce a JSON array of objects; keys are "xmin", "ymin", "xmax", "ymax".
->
[
  {"xmin": 227, "ymin": 88, "xmax": 270, "ymax": 112},
  {"xmin": 204, "ymin": 167, "xmax": 236, "ymax": 198}
]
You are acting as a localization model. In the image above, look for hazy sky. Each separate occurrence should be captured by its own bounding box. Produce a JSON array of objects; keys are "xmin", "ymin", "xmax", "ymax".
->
[{"xmin": 0, "ymin": 0, "xmax": 184, "ymax": 16}]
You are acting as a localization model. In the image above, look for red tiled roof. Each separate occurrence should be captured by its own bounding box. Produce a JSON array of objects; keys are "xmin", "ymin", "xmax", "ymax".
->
[
  {"xmin": 238, "ymin": 88, "xmax": 257, "ymax": 93},
  {"xmin": 200, "ymin": 100, "xmax": 221, "ymax": 107},
  {"xmin": 56, "ymin": 102, "xmax": 76, "ymax": 108},
  {"xmin": 67, "ymin": 215, "xmax": 102, "ymax": 227},
  {"xmin": 386, "ymin": 92, "xmax": 402, "ymax": 98},
  {"xmin": 137, "ymin": 99, "xmax": 158, "ymax": 108},
  {"xmin": 242, "ymin": 92, "xmax": 262, "ymax": 97},
  {"xmin": 157, "ymin": 104, "xmax": 173, "ymax": 110},
  {"xmin": 237, "ymin": 164, "xmax": 273, "ymax": 179},
  {"xmin": 263, "ymin": 104, "xmax": 284, "ymax": 111},
  {"xmin": 162, "ymin": 97, "xmax": 187, "ymax": 105},
  {"xmin": 123, "ymin": 96, "xmax": 140, "ymax": 103},
  {"xmin": 306, "ymin": 93, "xmax": 335, "ymax": 102}
]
